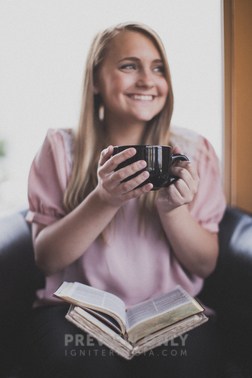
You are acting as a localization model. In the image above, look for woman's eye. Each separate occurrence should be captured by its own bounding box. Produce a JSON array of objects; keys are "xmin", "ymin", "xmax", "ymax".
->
[
  {"xmin": 153, "ymin": 66, "xmax": 165, "ymax": 74},
  {"xmin": 120, "ymin": 64, "xmax": 135, "ymax": 70}
]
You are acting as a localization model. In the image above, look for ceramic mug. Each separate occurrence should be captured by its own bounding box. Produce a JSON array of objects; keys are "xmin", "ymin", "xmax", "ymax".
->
[{"xmin": 113, "ymin": 145, "xmax": 189, "ymax": 191}]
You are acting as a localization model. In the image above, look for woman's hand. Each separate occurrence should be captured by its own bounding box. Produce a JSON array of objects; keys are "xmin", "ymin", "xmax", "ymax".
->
[
  {"xmin": 95, "ymin": 146, "xmax": 153, "ymax": 207},
  {"xmin": 33, "ymin": 144, "xmax": 154, "ymax": 275},
  {"xmin": 156, "ymin": 146, "xmax": 217, "ymax": 278},
  {"xmin": 156, "ymin": 146, "xmax": 199, "ymax": 214}
]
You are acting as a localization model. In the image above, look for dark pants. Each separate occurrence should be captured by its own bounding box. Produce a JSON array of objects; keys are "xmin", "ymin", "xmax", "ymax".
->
[{"xmin": 21, "ymin": 305, "xmax": 225, "ymax": 378}]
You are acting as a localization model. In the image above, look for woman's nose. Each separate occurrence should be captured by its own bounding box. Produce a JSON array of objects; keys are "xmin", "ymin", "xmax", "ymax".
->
[{"xmin": 136, "ymin": 69, "xmax": 154, "ymax": 88}]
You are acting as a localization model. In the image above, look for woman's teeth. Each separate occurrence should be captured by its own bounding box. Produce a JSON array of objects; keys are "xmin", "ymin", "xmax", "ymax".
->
[{"xmin": 129, "ymin": 95, "xmax": 154, "ymax": 101}]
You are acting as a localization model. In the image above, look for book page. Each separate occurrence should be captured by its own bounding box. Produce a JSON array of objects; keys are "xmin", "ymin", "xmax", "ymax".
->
[
  {"xmin": 132, "ymin": 313, "xmax": 208, "ymax": 355},
  {"xmin": 54, "ymin": 282, "xmax": 126, "ymax": 327},
  {"xmin": 126, "ymin": 286, "xmax": 201, "ymax": 331},
  {"xmin": 84, "ymin": 308, "xmax": 122, "ymax": 333},
  {"xmin": 66, "ymin": 305, "xmax": 133, "ymax": 360}
]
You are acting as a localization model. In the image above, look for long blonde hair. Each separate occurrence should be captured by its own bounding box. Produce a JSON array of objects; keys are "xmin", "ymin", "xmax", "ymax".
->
[{"xmin": 64, "ymin": 22, "xmax": 174, "ymax": 225}]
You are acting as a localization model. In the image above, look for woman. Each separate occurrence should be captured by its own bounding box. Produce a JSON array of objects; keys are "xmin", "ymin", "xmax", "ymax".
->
[{"xmin": 23, "ymin": 22, "xmax": 226, "ymax": 377}]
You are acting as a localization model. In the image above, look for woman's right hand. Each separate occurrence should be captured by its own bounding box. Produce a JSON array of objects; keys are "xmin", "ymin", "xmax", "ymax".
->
[
  {"xmin": 32, "ymin": 145, "xmax": 153, "ymax": 276},
  {"xmin": 95, "ymin": 146, "xmax": 153, "ymax": 207}
]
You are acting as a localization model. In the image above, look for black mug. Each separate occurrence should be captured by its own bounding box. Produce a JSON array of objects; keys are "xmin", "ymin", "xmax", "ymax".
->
[{"xmin": 113, "ymin": 145, "xmax": 189, "ymax": 191}]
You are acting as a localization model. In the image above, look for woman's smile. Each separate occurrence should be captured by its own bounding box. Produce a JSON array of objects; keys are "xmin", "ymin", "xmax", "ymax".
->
[{"xmin": 126, "ymin": 94, "xmax": 156, "ymax": 101}]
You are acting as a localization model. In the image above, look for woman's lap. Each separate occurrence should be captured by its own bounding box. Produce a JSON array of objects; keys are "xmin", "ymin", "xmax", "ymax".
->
[{"xmin": 21, "ymin": 305, "xmax": 225, "ymax": 378}]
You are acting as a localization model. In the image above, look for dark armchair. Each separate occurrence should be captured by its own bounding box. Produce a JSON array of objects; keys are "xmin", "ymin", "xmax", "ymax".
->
[{"xmin": 0, "ymin": 206, "xmax": 251, "ymax": 377}]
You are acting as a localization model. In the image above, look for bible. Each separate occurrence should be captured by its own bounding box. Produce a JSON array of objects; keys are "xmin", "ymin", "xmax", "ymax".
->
[{"xmin": 54, "ymin": 281, "xmax": 208, "ymax": 360}]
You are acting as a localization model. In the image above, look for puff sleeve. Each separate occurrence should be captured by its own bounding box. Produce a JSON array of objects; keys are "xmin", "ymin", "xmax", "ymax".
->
[
  {"xmin": 26, "ymin": 129, "xmax": 72, "ymax": 226},
  {"xmin": 189, "ymin": 136, "xmax": 226, "ymax": 233}
]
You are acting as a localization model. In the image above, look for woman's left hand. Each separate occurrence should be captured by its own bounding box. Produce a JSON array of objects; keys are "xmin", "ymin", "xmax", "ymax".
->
[{"xmin": 156, "ymin": 146, "xmax": 199, "ymax": 214}]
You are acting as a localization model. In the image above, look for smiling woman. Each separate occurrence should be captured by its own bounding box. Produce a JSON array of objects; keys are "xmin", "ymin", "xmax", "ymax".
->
[
  {"xmin": 20, "ymin": 21, "xmax": 227, "ymax": 378},
  {"xmin": 94, "ymin": 30, "xmax": 169, "ymax": 139}
]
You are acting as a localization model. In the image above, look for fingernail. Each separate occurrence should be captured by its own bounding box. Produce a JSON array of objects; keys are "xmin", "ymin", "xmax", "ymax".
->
[
  {"xmin": 142, "ymin": 171, "xmax": 149, "ymax": 178},
  {"xmin": 146, "ymin": 183, "xmax": 153, "ymax": 190},
  {"xmin": 139, "ymin": 160, "xmax": 147, "ymax": 168},
  {"xmin": 128, "ymin": 148, "xmax": 136, "ymax": 156}
]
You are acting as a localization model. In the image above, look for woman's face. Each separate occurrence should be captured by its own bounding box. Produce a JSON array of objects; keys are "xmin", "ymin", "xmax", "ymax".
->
[{"xmin": 95, "ymin": 30, "xmax": 169, "ymax": 128}]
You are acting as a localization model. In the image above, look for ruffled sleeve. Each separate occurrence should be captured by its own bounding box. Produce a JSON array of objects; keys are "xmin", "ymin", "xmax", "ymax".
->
[
  {"xmin": 26, "ymin": 129, "xmax": 72, "ymax": 226},
  {"xmin": 189, "ymin": 136, "xmax": 226, "ymax": 233}
]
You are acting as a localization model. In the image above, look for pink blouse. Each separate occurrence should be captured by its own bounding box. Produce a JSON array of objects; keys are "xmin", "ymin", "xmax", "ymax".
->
[{"xmin": 26, "ymin": 127, "xmax": 226, "ymax": 308}]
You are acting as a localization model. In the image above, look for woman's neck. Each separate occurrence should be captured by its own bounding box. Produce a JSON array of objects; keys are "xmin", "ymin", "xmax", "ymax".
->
[{"xmin": 104, "ymin": 118, "xmax": 147, "ymax": 147}]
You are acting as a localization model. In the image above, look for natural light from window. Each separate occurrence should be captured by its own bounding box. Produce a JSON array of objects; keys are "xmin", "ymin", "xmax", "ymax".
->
[{"xmin": 0, "ymin": 0, "xmax": 223, "ymax": 213}]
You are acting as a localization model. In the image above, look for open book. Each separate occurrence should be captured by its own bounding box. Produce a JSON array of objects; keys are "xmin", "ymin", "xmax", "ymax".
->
[{"xmin": 54, "ymin": 282, "xmax": 208, "ymax": 360}]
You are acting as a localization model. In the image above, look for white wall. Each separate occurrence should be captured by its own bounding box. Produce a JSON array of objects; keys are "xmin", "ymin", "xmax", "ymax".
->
[{"xmin": 0, "ymin": 0, "xmax": 223, "ymax": 211}]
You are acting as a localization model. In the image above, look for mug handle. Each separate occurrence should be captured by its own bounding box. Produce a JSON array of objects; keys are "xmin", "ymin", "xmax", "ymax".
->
[{"xmin": 165, "ymin": 154, "xmax": 189, "ymax": 187}]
